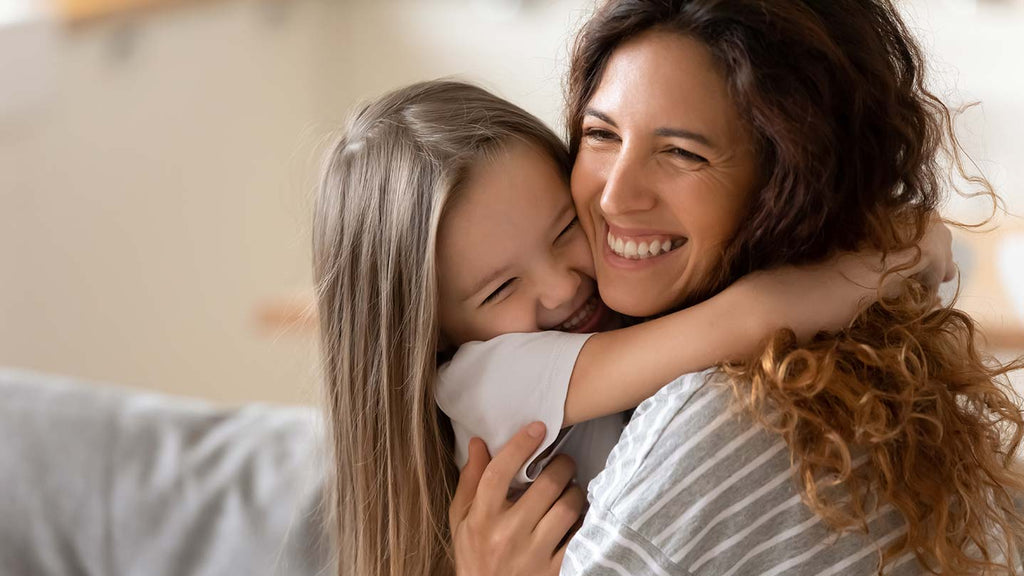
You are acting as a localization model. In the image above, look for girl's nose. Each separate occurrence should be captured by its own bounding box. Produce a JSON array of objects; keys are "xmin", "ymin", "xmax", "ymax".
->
[{"xmin": 538, "ymin": 264, "xmax": 581, "ymax": 312}]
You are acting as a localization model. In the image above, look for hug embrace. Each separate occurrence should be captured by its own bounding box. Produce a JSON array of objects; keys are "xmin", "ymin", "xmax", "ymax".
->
[{"xmin": 313, "ymin": 1, "xmax": 1024, "ymax": 575}]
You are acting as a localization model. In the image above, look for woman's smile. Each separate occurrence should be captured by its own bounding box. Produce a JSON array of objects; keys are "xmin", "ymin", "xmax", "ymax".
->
[
  {"xmin": 571, "ymin": 31, "xmax": 759, "ymax": 317},
  {"xmin": 602, "ymin": 221, "xmax": 688, "ymax": 268}
]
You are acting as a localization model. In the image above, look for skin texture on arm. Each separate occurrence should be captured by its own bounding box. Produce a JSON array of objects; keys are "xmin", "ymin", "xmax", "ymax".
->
[{"xmin": 563, "ymin": 220, "xmax": 953, "ymax": 426}]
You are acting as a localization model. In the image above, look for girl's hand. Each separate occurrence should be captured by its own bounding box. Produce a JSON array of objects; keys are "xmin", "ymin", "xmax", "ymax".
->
[
  {"xmin": 449, "ymin": 423, "xmax": 586, "ymax": 576},
  {"xmin": 896, "ymin": 212, "xmax": 956, "ymax": 289},
  {"xmin": 737, "ymin": 214, "xmax": 954, "ymax": 342}
]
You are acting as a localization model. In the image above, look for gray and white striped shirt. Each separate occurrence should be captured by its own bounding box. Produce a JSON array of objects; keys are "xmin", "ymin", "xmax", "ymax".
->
[{"xmin": 562, "ymin": 370, "xmax": 927, "ymax": 576}]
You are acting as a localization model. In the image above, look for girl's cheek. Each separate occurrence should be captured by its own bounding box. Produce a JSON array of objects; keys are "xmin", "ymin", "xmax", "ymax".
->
[{"xmin": 473, "ymin": 303, "xmax": 528, "ymax": 340}]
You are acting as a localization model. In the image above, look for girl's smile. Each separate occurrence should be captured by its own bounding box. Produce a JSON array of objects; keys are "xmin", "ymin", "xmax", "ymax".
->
[{"xmin": 436, "ymin": 139, "xmax": 613, "ymax": 347}]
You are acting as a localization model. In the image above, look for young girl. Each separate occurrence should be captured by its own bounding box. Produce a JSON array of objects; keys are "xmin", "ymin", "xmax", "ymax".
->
[{"xmin": 312, "ymin": 80, "xmax": 950, "ymax": 576}]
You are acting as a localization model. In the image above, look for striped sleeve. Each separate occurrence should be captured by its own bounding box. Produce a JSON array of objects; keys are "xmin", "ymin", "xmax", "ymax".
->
[
  {"xmin": 563, "ymin": 507, "xmax": 682, "ymax": 576},
  {"xmin": 563, "ymin": 370, "xmax": 927, "ymax": 576}
]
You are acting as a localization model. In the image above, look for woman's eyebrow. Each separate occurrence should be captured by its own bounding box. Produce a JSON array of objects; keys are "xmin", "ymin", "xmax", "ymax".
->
[
  {"xmin": 654, "ymin": 127, "xmax": 715, "ymax": 149},
  {"xmin": 584, "ymin": 107, "xmax": 618, "ymax": 126},
  {"xmin": 585, "ymin": 107, "xmax": 715, "ymax": 148}
]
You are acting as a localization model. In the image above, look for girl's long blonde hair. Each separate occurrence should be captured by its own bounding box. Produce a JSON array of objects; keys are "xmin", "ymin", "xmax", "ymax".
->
[{"xmin": 312, "ymin": 80, "xmax": 569, "ymax": 576}]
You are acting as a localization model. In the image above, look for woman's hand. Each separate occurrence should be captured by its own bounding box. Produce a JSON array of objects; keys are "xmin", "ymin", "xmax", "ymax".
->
[
  {"xmin": 892, "ymin": 212, "xmax": 956, "ymax": 290},
  {"xmin": 449, "ymin": 422, "xmax": 586, "ymax": 576},
  {"xmin": 736, "ymin": 214, "xmax": 955, "ymax": 342}
]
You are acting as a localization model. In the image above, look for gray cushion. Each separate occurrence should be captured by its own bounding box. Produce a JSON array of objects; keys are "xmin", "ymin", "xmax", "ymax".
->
[{"xmin": 0, "ymin": 368, "xmax": 332, "ymax": 576}]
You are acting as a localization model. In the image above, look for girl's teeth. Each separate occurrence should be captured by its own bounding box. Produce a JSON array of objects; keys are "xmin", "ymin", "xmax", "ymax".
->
[
  {"xmin": 606, "ymin": 231, "xmax": 684, "ymax": 260},
  {"xmin": 558, "ymin": 296, "xmax": 599, "ymax": 331}
]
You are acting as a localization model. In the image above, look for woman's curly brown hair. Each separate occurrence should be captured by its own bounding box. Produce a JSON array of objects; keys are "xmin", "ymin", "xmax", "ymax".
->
[{"xmin": 568, "ymin": 0, "xmax": 1024, "ymax": 573}]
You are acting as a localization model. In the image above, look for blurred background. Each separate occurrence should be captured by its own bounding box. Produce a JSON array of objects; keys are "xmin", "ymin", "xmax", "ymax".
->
[{"xmin": 1, "ymin": 0, "xmax": 1022, "ymax": 405}]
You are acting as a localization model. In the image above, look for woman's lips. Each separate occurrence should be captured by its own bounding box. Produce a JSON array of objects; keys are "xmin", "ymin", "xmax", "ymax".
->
[{"xmin": 602, "ymin": 222, "xmax": 688, "ymax": 269}]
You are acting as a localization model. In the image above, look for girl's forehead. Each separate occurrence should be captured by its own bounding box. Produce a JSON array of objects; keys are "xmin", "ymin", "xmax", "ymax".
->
[
  {"xmin": 447, "ymin": 142, "xmax": 570, "ymax": 221},
  {"xmin": 437, "ymin": 141, "xmax": 574, "ymax": 297}
]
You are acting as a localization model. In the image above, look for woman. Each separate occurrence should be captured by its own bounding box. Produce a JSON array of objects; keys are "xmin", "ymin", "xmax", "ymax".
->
[{"xmin": 452, "ymin": 0, "xmax": 1024, "ymax": 574}]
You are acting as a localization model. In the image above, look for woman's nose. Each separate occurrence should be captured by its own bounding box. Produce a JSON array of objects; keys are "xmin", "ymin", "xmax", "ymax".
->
[
  {"xmin": 538, "ymin": 263, "xmax": 581, "ymax": 312},
  {"xmin": 600, "ymin": 151, "xmax": 657, "ymax": 216}
]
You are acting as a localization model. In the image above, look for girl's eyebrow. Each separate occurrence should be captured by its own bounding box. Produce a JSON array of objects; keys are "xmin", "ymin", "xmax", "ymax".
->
[{"xmin": 584, "ymin": 107, "xmax": 716, "ymax": 149}]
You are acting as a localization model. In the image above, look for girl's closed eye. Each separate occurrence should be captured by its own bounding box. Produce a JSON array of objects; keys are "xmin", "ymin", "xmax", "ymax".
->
[
  {"xmin": 557, "ymin": 216, "xmax": 580, "ymax": 240},
  {"xmin": 482, "ymin": 278, "xmax": 517, "ymax": 306}
]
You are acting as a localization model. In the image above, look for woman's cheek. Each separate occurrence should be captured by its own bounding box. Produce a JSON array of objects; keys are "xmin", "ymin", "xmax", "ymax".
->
[
  {"xmin": 569, "ymin": 233, "xmax": 597, "ymax": 278},
  {"xmin": 570, "ymin": 156, "xmax": 603, "ymax": 240}
]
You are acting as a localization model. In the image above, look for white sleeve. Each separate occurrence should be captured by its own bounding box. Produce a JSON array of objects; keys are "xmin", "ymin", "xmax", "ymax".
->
[{"xmin": 436, "ymin": 331, "xmax": 594, "ymax": 487}]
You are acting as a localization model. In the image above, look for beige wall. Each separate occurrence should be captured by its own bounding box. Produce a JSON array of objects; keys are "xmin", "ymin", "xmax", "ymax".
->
[
  {"xmin": 0, "ymin": 0, "xmax": 594, "ymax": 405},
  {"xmin": 1, "ymin": 0, "xmax": 1021, "ymax": 405}
]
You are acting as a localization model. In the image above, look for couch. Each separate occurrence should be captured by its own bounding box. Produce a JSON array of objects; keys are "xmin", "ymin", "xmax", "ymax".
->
[{"xmin": 0, "ymin": 368, "xmax": 332, "ymax": 576}]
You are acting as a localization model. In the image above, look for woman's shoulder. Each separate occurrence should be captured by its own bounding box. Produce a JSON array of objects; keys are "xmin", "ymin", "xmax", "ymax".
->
[
  {"xmin": 579, "ymin": 369, "xmax": 923, "ymax": 576},
  {"xmin": 631, "ymin": 368, "xmax": 728, "ymax": 421},
  {"xmin": 585, "ymin": 369, "xmax": 741, "ymax": 505}
]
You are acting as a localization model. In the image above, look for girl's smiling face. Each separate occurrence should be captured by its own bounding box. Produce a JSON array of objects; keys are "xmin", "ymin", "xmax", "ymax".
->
[
  {"xmin": 437, "ymin": 140, "xmax": 611, "ymax": 348},
  {"xmin": 571, "ymin": 31, "xmax": 761, "ymax": 318}
]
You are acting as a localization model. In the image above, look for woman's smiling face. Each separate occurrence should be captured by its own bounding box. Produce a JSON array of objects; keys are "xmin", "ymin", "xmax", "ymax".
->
[{"xmin": 571, "ymin": 31, "xmax": 761, "ymax": 318}]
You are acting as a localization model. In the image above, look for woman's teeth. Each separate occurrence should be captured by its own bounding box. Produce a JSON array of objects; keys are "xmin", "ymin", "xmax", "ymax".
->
[
  {"xmin": 607, "ymin": 231, "xmax": 686, "ymax": 260},
  {"xmin": 557, "ymin": 296, "xmax": 599, "ymax": 331}
]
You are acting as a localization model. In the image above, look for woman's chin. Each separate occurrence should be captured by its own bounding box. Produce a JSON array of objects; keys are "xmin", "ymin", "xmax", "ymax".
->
[{"xmin": 596, "ymin": 282, "xmax": 676, "ymax": 318}]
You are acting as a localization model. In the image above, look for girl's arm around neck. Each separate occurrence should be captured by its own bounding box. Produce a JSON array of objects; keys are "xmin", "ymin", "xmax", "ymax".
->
[
  {"xmin": 565, "ymin": 282, "xmax": 765, "ymax": 426},
  {"xmin": 564, "ymin": 279, "xmax": 772, "ymax": 427},
  {"xmin": 563, "ymin": 221, "xmax": 954, "ymax": 427}
]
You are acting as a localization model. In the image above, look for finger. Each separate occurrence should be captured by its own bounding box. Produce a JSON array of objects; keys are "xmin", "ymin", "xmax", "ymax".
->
[
  {"xmin": 513, "ymin": 454, "xmax": 577, "ymax": 529},
  {"xmin": 533, "ymin": 482, "xmax": 586, "ymax": 553},
  {"xmin": 915, "ymin": 262, "xmax": 942, "ymax": 291},
  {"xmin": 449, "ymin": 437, "xmax": 490, "ymax": 528},
  {"xmin": 476, "ymin": 422, "xmax": 547, "ymax": 515},
  {"xmin": 550, "ymin": 512, "xmax": 586, "ymax": 574},
  {"xmin": 943, "ymin": 261, "xmax": 957, "ymax": 284},
  {"xmin": 943, "ymin": 232, "xmax": 956, "ymax": 284},
  {"xmin": 550, "ymin": 546, "xmax": 569, "ymax": 576}
]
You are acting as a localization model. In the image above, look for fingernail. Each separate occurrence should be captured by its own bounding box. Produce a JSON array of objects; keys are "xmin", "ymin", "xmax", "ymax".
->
[{"xmin": 527, "ymin": 422, "xmax": 545, "ymax": 438}]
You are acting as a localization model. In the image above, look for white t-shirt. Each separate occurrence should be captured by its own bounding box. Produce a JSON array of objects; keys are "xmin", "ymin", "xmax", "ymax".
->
[{"xmin": 436, "ymin": 332, "xmax": 626, "ymax": 489}]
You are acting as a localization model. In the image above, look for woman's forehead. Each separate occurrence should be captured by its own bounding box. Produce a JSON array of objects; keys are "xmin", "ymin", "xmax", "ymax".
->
[{"xmin": 587, "ymin": 31, "xmax": 741, "ymax": 142}]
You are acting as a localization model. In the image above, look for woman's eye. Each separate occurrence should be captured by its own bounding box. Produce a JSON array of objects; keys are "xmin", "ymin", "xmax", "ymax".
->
[
  {"xmin": 482, "ymin": 278, "xmax": 516, "ymax": 305},
  {"xmin": 584, "ymin": 128, "xmax": 617, "ymax": 142},
  {"xmin": 669, "ymin": 147, "xmax": 708, "ymax": 164},
  {"xmin": 557, "ymin": 216, "xmax": 579, "ymax": 240}
]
